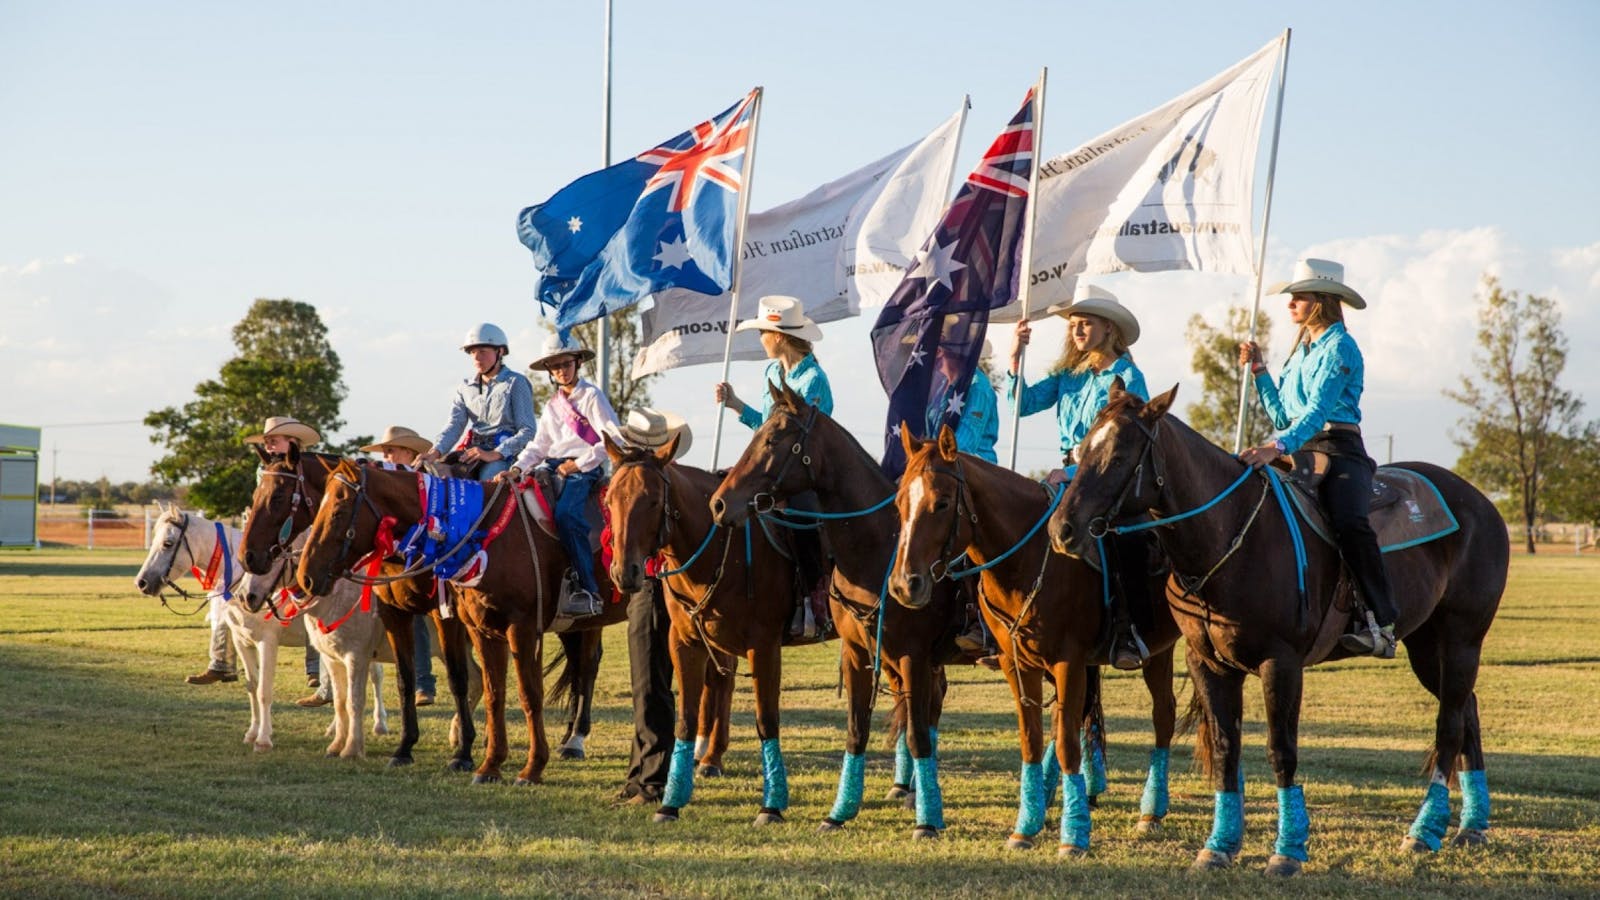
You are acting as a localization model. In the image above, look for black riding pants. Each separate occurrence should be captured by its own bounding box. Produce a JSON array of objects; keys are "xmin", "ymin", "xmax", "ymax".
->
[{"xmin": 1309, "ymin": 431, "xmax": 1398, "ymax": 626}]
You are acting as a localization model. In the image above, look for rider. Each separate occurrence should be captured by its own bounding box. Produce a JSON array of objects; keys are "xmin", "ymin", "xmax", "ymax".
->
[
  {"xmin": 359, "ymin": 426, "xmax": 438, "ymax": 706},
  {"xmin": 1008, "ymin": 283, "xmax": 1154, "ymax": 671},
  {"xmin": 508, "ymin": 332, "xmax": 620, "ymax": 619},
  {"xmin": 421, "ymin": 323, "xmax": 537, "ymax": 481},
  {"xmin": 713, "ymin": 295, "xmax": 833, "ymax": 639},
  {"xmin": 241, "ymin": 416, "xmax": 330, "ymax": 707},
  {"xmin": 1238, "ymin": 258, "xmax": 1397, "ymax": 659}
]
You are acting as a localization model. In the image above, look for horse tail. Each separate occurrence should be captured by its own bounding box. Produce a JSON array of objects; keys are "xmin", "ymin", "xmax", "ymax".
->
[
  {"xmin": 1420, "ymin": 746, "xmax": 1462, "ymax": 786},
  {"xmin": 544, "ymin": 631, "xmax": 579, "ymax": 710},
  {"xmin": 883, "ymin": 694, "xmax": 908, "ymax": 753},
  {"xmin": 1176, "ymin": 686, "xmax": 1214, "ymax": 779},
  {"xmin": 1082, "ymin": 665, "xmax": 1107, "ymax": 756}
]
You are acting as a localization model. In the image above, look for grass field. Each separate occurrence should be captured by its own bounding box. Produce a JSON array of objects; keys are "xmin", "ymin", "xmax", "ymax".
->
[{"xmin": 2, "ymin": 549, "xmax": 1597, "ymax": 898}]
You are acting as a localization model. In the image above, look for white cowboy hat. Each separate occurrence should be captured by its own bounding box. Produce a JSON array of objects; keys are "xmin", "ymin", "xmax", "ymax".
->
[
  {"xmin": 1045, "ymin": 282, "xmax": 1141, "ymax": 346},
  {"xmin": 359, "ymin": 425, "xmax": 433, "ymax": 456},
  {"xmin": 243, "ymin": 416, "xmax": 322, "ymax": 448},
  {"xmin": 734, "ymin": 295, "xmax": 824, "ymax": 343},
  {"xmin": 528, "ymin": 331, "xmax": 597, "ymax": 370},
  {"xmin": 616, "ymin": 408, "xmax": 692, "ymax": 460},
  {"xmin": 1268, "ymin": 257, "xmax": 1367, "ymax": 309}
]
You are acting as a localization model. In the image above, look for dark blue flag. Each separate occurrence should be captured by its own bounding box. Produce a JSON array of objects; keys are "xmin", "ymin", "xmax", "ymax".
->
[
  {"xmin": 518, "ymin": 91, "xmax": 758, "ymax": 330},
  {"xmin": 872, "ymin": 88, "xmax": 1036, "ymax": 476}
]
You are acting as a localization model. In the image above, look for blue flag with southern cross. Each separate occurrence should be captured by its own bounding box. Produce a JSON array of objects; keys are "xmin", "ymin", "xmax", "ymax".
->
[
  {"xmin": 872, "ymin": 88, "xmax": 1036, "ymax": 477},
  {"xmin": 517, "ymin": 90, "xmax": 758, "ymax": 330}
]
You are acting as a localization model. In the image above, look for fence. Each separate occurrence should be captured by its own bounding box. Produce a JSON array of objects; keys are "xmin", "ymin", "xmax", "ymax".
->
[{"xmin": 36, "ymin": 506, "xmax": 152, "ymax": 549}]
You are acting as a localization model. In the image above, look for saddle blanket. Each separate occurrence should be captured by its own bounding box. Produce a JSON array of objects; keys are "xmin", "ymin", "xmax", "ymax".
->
[
  {"xmin": 1284, "ymin": 466, "xmax": 1460, "ymax": 553},
  {"xmin": 397, "ymin": 473, "xmax": 497, "ymax": 588}
]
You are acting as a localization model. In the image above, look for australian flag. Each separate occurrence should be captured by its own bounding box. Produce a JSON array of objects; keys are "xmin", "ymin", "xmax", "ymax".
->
[
  {"xmin": 518, "ymin": 90, "xmax": 759, "ymax": 330},
  {"xmin": 872, "ymin": 88, "xmax": 1036, "ymax": 477}
]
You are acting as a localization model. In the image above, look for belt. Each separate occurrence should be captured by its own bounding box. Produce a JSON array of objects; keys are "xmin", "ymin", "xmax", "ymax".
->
[{"xmin": 1325, "ymin": 422, "xmax": 1360, "ymax": 434}]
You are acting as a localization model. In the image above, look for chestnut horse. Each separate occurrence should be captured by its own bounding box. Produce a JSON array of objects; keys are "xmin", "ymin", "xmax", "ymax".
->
[
  {"xmin": 1051, "ymin": 386, "xmax": 1507, "ymax": 874},
  {"xmin": 709, "ymin": 383, "xmax": 966, "ymax": 839},
  {"xmin": 240, "ymin": 449, "xmax": 485, "ymax": 770},
  {"xmin": 296, "ymin": 459, "xmax": 630, "ymax": 786},
  {"xmin": 606, "ymin": 434, "xmax": 791, "ymax": 825},
  {"xmin": 891, "ymin": 426, "xmax": 1179, "ymax": 855}
]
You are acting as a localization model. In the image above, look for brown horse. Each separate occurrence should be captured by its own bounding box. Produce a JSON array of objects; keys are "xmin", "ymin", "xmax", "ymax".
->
[
  {"xmin": 709, "ymin": 382, "xmax": 964, "ymax": 839},
  {"xmin": 295, "ymin": 459, "xmax": 630, "ymax": 786},
  {"xmin": 606, "ymin": 434, "xmax": 792, "ymax": 825},
  {"xmin": 1051, "ymin": 385, "xmax": 1508, "ymax": 875},
  {"xmin": 240, "ymin": 448, "xmax": 481, "ymax": 771},
  {"xmin": 891, "ymin": 425, "xmax": 1179, "ymax": 854}
]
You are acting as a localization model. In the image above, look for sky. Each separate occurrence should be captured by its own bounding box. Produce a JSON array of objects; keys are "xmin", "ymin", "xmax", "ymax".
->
[{"xmin": 3, "ymin": 1, "xmax": 1598, "ymax": 485}]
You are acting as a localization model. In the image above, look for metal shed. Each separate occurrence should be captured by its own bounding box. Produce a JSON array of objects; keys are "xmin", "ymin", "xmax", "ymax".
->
[{"xmin": 0, "ymin": 424, "xmax": 41, "ymax": 547}]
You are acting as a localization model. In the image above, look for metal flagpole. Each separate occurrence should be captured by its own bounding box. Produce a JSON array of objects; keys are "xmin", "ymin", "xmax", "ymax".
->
[
  {"xmin": 596, "ymin": 0, "xmax": 614, "ymax": 398},
  {"xmin": 1231, "ymin": 28, "xmax": 1291, "ymax": 453},
  {"xmin": 709, "ymin": 88, "xmax": 765, "ymax": 470},
  {"xmin": 1005, "ymin": 68, "xmax": 1047, "ymax": 471}
]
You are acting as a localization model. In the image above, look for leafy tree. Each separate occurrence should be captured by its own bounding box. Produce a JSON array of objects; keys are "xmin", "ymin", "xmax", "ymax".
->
[
  {"xmin": 1183, "ymin": 305, "xmax": 1274, "ymax": 449},
  {"xmin": 145, "ymin": 299, "xmax": 368, "ymax": 517},
  {"xmin": 1543, "ymin": 425, "xmax": 1600, "ymax": 528},
  {"xmin": 1445, "ymin": 276, "xmax": 1587, "ymax": 553},
  {"xmin": 530, "ymin": 309, "xmax": 659, "ymax": 415}
]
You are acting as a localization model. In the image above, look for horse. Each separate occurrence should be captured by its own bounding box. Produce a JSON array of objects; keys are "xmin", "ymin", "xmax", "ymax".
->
[
  {"xmin": 606, "ymin": 434, "xmax": 788, "ymax": 825},
  {"xmin": 1050, "ymin": 385, "xmax": 1508, "ymax": 875},
  {"xmin": 296, "ymin": 459, "xmax": 631, "ymax": 786},
  {"xmin": 708, "ymin": 382, "xmax": 966, "ymax": 839},
  {"xmin": 240, "ymin": 448, "xmax": 489, "ymax": 770},
  {"xmin": 134, "ymin": 505, "xmax": 385, "ymax": 750},
  {"xmin": 890, "ymin": 425, "xmax": 1179, "ymax": 854}
]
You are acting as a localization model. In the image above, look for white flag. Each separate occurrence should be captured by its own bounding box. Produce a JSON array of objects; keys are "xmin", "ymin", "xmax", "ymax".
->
[
  {"xmin": 632, "ymin": 105, "xmax": 965, "ymax": 377},
  {"xmin": 994, "ymin": 36, "xmax": 1284, "ymax": 322}
]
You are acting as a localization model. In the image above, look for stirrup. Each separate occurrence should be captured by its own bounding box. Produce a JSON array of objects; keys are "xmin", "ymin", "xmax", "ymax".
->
[
  {"xmin": 1111, "ymin": 627, "xmax": 1149, "ymax": 671},
  {"xmin": 558, "ymin": 588, "xmax": 602, "ymax": 619},
  {"xmin": 1339, "ymin": 615, "xmax": 1396, "ymax": 659}
]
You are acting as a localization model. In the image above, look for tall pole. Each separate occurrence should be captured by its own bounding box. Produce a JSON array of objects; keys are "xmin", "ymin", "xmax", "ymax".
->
[
  {"xmin": 50, "ymin": 444, "xmax": 58, "ymax": 505},
  {"xmin": 1005, "ymin": 69, "xmax": 1048, "ymax": 471},
  {"xmin": 709, "ymin": 89, "xmax": 765, "ymax": 470},
  {"xmin": 596, "ymin": 0, "xmax": 614, "ymax": 398},
  {"xmin": 1232, "ymin": 28, "xmax": 1292, "ymax": 453}
]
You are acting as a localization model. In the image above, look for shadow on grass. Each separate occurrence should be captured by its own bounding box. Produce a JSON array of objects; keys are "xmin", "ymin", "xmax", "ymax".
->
[{"xmin": 1, "ymin": 560, "xmax": 143, "ymax": 578}]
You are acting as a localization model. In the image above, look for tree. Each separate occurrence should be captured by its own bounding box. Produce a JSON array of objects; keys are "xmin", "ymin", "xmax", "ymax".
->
[
  {"xmin": 530, "ymin": 309, "xmax": 660, "ymax": 415},
  {"xmin": 1183, "ymin": 305, "xmax": 1274, "ymax": 449},
  {"xmin": 1445, "ymin": 276, "xmax": 1587, "ymax": 553},
  {"xmin": 1542, "ymin": 425, "xmax": 1600, "ymax": 528},
  {"xmin": 145, "ymin": 299, "xmax": 369, "ymax": 517}
]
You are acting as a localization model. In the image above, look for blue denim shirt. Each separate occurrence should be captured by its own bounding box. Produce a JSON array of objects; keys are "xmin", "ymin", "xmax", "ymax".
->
[
  {"xmin": 953, "ymin": 372, "xmax": 1000, "ymax": 463},
  {"xmin": 738, "ymin": 353, "xmax": 834, "ymax": 429},
  {"xmin": 433, "ymin": 366, "xmax": 538, "ymax": 460},
  {"xmin": 1253, "ymin": 321, "xmax": 1365, "ymax": 453},
  {"xmin": 1005, "ymin": 355, "xmax": 1148, "ymax": 458}
]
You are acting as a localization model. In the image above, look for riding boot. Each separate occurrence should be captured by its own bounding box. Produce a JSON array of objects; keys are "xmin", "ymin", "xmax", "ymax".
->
[{"xmin": 1107, "ymin": 532, "xmax": 1154, "ymax": 671}]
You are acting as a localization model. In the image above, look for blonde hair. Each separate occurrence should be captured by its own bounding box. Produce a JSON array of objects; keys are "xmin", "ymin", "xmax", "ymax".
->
[
  {"xmin": 1290, "ymin": 292, "xmax": 1346, "ymax": 354},
  {"xmin": 775, "ymin": 333, "xmax": 812, "ymax": 358},
  {"xmin": 1051, "ymin": 314, "xmax": 1132, "ymax": 375}
]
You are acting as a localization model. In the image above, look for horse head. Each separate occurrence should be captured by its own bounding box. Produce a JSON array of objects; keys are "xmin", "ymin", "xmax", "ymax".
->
[
  {"xmin": 296, "ymin": 459, "xmax": 382, "ymax": 597},
  {"xmin": 604, "ymin": 432, "xmax": 683, "ymax": 593},
  {"xmin": 1050, "ymin": 382, "xmax": 1177, "ymax": 565},
  {"xmin": 710, "ymin": 379, "xmax": 820, "ymax": 527},
  {"xmin": 889, "ymin": 423, "xmax": 972, "ymax": 610},
  {"xmin": 134, "ymin": 503, "xmax": 194, "ymax": 595},
  {"xmin": 240, "ymin": 444, "xmax": 316, "ymax": 574}
]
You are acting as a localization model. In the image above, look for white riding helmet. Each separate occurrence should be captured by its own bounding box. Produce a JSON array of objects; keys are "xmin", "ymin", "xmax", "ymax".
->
[{"xmin": 461, "ymin": 323, "xmax": 510, "ymax": 352}]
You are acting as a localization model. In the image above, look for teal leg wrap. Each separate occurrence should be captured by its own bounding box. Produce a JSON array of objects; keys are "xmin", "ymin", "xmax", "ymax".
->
[
  {"xmin": 1274, "ymin": 785, "xmax": 1309, "ymax": 862},
  {"xmin": 760, "ymin": 738, "xmax": 789, "ymax": 811},
  {"xmin": 1041, "ymin": 740, "xmax": 1062, "ymax": 811},
  {"xmin": 893, "ymin": 733, "xmax": 913, "ymax": 787},
  {"xmin": 827, "ymin": 752, "xmax": 866, "ymax": 823},
  {"xmin": 1460, "ymin": 770, "xmax": 1489, "ymax": 832},
  {"xmin": 1060, "ymin": 772, "xmax": 1091, "ymax": 850},
  {"xmin": 1204, "ymin": 791, "xmax": 1244, "ymax": 855},
  {"xmin": 912, "ymin": 728, "xmax": 939, "ymax": 791},
  {"xmin": 913, "ymin": 755, "xmax": 945, "ymax": 830},
  {"xmin": 662, "ymin": 738, "xmax": 696, "ymax": 808},
  {"xmin": 1407, "ymin": 781, "xmax": 1451, "ymax": 851},
  {"xmin": 1140, "ymin": 747, "xmax": 1170, "ymax": 819},
  {"xmin": 1014, "ymin": 760, "xmax": 1046, "ymax": 837},
  {"xmin": 1080, "ymin": 726, "xmax": 1107, "ymax": 797}
]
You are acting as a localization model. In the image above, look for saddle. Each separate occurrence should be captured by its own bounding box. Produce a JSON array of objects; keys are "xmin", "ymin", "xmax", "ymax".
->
[
  {"xmin": 520, "ymin": 468, "xmax": 609, "ymax": 556},
  {"xmin": 1274, "ymin": 456, "xmax": 1461, "ymax": 553}
]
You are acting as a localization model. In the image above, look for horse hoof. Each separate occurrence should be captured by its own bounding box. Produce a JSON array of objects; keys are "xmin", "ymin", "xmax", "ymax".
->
[
  {"xmin": 1087, "ymin": 794, "xmax": 1100, "ymax": 810},
  {"xmin": 653, "ymin": 807, "xmax": 681, "ymax": 824},
  {"xmin": 1135, "ymin": 816, "xmax": 1163, "ymax": 836},
  {"xmin": 886, "ymin": 784, "xmax": 911, "ymax": 801},
  {"xmin": 901, "ymin": 791, "xmax": 917, "ymax": 812},
  {"xmin": 1006, "ymin": 834, "xmax": 1036, "ymax": 851},
  {"xmin": 1452, "ymin": 828, "xmax": 1489, "ymax": 848},
  {"xmin": 818, "ymin": 819, "xmax": 845, "ymax": 834},
  {"xmin": 754, "ymin": 808, "xmax": 786, "ymax": 826},
  {"xmin": 447, "ymin": 758, "xmax": 475, "ymax": 774},
  {"xmin": 374, "ymin": 725, "xmax": 389, "ymax": 736},
  {"xmin": 1400, "ymin": 836, "xmax": 1435, "ymax": 855},
  {"xmin": 513, "ymin": 777, "xmax": 533, "ymax": 787},
  {"xmin": 558, "ymin": 747, "xmax": 586, "ymax": 761},
  {"xmin": 387, "ymin": 756, "xmax": 414, "ymax": 768},
  {"xmin": 325, "ymin": 751, "xmax": 340, "ymax": 758},
  {"xmin": 1191, "ymin": 848, "xmax": 1233, "ymax": 870},
  {"xmin": 472, "ymin": 773, "xmax": 501, "ymax": 785},
  {"xmin": 696, "ymin": 764, "xmax": 722, "ymax": 778},
  {"xmin": 1264, "ymin": 854, "xmax": 1302, "ymax": 877},
  {"xmin": 912, "ymin": 826, "xmax": 941, "ymax": 841},
  {"xmin": 253, "ymin": 742, "xmax": 272, "ymax": 753},
  {"xmin": 1058, "ymin": 844, "xmax": 1088, "ymax": 858}
]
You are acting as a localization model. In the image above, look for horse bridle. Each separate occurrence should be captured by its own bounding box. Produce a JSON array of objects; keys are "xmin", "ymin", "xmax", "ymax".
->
[
  {"xmin": 917, "ymin": 459, "xmax": 980, "ymax": 583},
  {"xmin": 613, "ymin": 457, "xmax": 682, "ymax": 559},
  {"xmin": 255, "ymin": 461, "xmax": 316, "ymax": 559},
  {"xmin": 749, "ymin": 403, "xmax": 822, "ymax": 514},
  {"xmin": 322, "ymin": 465, "xmax": 388, "ymax": 582},
  {"xmin": 148, "ymin": 513, "xmax": 229, "ymax": 614},
  {"xmin": 1083, "ymin": 415, "xmax": 1166, "ymax": 540}
]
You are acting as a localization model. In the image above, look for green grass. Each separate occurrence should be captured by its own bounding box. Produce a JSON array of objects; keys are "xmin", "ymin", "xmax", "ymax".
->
[{"xmin": 2, "ymin": 549, "xmax": 1597, "ymax": 898}]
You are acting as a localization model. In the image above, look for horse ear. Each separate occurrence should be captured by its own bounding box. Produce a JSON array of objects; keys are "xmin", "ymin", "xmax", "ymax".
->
[
  {"xmin": 287, "ymin": 442, "xmax": 301, "ymax": 466},
  {"xmin": 1108, "ymin": 376, "xmax": 1128, "ymax": 404},
  {"xmin": 657, "ymin": 430, "xmax": 682, "ymax": 464},
  {"xmin": 603, "ymin": 432, "xmax": 626, "ymax": 465},
  {"xmin": 899, "ymin": 421, "xmax": 917, "ymax": 461},
  {"xmin": 767, "ymin": 377, "xmax": 787, "ymax": 410},
  {"xmin": 782, "ymin": 378, "xmax": 805, "ymax": 410},
  {"xmin": 1143, "ymin": 384, "xmax": 1179, "ymax": 420},
  {"xmin": 251, "ymin": 443, "xmax": 271, "ymax": 465},
  {"xmin": 936, "ymin": 424, "xmax": 959, "ymax": 462}
]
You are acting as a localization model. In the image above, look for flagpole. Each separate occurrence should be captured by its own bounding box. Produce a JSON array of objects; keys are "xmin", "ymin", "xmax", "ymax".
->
[
  {"xmin": 1005, "ymin": 68, "xmax": 1047, "ymax": 471},
  {"xmin": 596, "ymin": 0, "xmax": 614, "ymax": 399},
  {"xmin": 1231, "ymin": 28, "xmax": 1291, "ymax": 453},
  {"xmin": 710, "ymin": 88, "xmax": 765, "ymax": 470}
]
